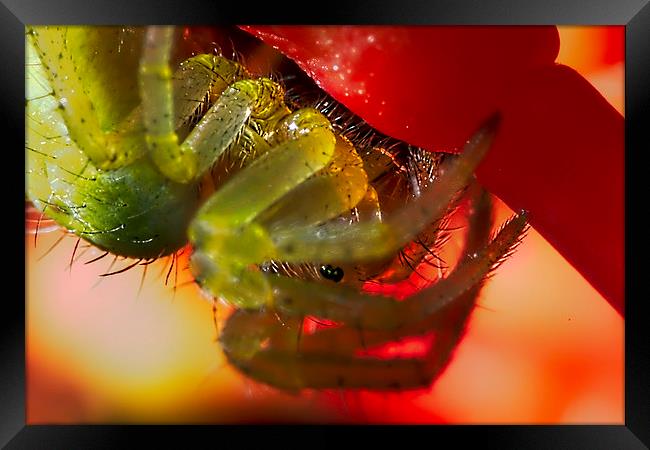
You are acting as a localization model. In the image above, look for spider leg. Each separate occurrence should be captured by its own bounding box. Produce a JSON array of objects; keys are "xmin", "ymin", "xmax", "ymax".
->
[
  {"xmin": 265, "ymin": 209, "xmax": 527, "ymax": 331},
  {"xmin": 256, "ymin": 134, "xmax": 369, "ymax": 231},
  {"xmin": 284, "ymin": 184, "xmax": 496, "ymax": 354},
  {"xmin": 219, "ymin": 188, "xmax": 506, "ymax": 390},
  {"xmin": 139, "ymin": 26, "xmax": 288, "ymax": 184},
  {"xmin": 220, "ymin": 297, "xmax": 477, "ymax": 391},
  {"xmin": 268, "ymin": 113, "xmax": 502, "ymax": 264},
  {"xmin": 27, "ymin": 26, "xmax": 146, "ymax": 171},
  {"xmin": 187, "ymin": 108, "xmax": 339, "ymax": 308}
]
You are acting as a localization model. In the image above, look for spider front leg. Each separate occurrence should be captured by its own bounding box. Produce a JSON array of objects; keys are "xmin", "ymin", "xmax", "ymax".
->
[{"xmin": 219, "ymin": 188, "xmax": 527, "ymax": 390}]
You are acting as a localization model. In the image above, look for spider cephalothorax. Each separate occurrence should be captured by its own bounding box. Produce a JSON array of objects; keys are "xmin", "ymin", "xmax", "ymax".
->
[{"xmin": 26, "ymin": 25, "xmax": 528, "ymax": 391}]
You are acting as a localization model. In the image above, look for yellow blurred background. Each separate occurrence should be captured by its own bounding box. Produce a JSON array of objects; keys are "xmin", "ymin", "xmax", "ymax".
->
[{"xmin": 25, "ymin": 26, "xmax": 624, "ymax": 424}]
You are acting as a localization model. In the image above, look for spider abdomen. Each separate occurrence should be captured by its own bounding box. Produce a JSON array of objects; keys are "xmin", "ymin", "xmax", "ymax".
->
[{"xmin": 41, "ymin": 157, "xmax": 200, "ymax": 259}]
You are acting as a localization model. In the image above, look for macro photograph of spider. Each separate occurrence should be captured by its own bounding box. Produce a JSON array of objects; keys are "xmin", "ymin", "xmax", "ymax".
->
[{"xmin": 25, "ymin": 25, "xmax": 624, "ymax": 424}]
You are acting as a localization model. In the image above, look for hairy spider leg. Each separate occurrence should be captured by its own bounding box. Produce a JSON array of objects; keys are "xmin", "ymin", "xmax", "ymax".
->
[
  {"xmin": 218, "ymin": 189, "xmax": 524, "ymax": 390},
  {"xmin": 139, "ymin": 26, "xmax": 287, "ymax": 184},
  {"xmin": 226, "ymin": 185, "xmax": 492, "ymax": 359},
  {"xmin": 190, "ymin": 111, "xmax": 501, "ymax": 311},
  {"xmin": 267, "ymin": 114, "xmax": 501, "ymax": 266},
  {"xmin": 221, "ymin": 219, "xmax": 528, "ymax": 391},
  {"xmin": 216, "ymin": 116, "xmax": 528, "ymax": 391},
  {"xmin": 272, "ymin": 184, "xmax": 495, "ymax": 356},
  {"xmin": 188, "ymin": 105, "xmax": 356, "ymax": 309},
  {"xmin": 266, "ymin": 210, "xmax": 527, "ymax": 331}
]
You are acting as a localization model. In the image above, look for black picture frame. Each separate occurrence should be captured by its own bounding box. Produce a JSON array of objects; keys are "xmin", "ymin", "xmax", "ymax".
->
[{"xmin": 4, "ymin": 0, "xmax": 648, "ymax": 448}]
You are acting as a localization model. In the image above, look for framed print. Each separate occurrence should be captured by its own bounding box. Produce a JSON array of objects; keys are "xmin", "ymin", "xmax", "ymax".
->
[{"xmin": 3, "ymin": 0, "xmax": 648, "ymax": 448}]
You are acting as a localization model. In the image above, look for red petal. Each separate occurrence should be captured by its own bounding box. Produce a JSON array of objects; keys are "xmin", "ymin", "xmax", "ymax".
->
[
  {"xmin": 241, "ymin": 26, "xmax": 559, "ymax": 150},
  {"xmin": 242, "ymin": 26, "xmax": 624, "ymax": 316},
  {"xmin": 481, "ymin": 64, "xmax": 624, "ymax": 315}
]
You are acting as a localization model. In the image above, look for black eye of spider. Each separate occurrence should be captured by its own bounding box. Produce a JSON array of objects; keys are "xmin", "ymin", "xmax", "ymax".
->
[{"xmin": 319, "ymin": 265, "xmax": 344, "ymax": 282}]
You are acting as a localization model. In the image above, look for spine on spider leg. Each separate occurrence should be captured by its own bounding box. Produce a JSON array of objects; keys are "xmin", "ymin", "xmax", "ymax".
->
[
  {"xmin": 405, "ymin": 187, "xmax": 497, "ymax": 383},
  {"xmin": 406, "ymin": 210, "xmax": 530, "ymax": 320},
  {"xmin": 384, "ymin": 113, "xmax": 502, "ymax": 249},
  {"xmin": 322, "ymin": 186, "xmax": 496, "ymax": 350}
]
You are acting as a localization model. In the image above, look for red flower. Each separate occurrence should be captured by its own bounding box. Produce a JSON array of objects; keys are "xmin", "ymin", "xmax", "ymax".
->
[{"xmin": 240, "ymin": 26, "xmax": 625, "ymax": 317}]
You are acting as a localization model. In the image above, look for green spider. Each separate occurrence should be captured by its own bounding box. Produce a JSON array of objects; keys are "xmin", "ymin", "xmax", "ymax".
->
[{"xmin": 26, "ymin": 25, "xmax": 528, "ymax": 391}]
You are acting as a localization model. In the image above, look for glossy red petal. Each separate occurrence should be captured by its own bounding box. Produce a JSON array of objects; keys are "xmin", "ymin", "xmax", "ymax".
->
[
  {"xmin": 241, "ymin": 26, "xmax": 560, "ymax": 150},
  {"xmin": 242, "ymin": 25, "xmax": 624, "ymax": 316}
]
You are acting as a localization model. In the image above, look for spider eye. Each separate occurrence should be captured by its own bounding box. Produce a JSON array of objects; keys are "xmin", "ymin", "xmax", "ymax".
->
[{"xmin": 319, "ymin": 264, "xmax": 344, "ymax": 282}]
